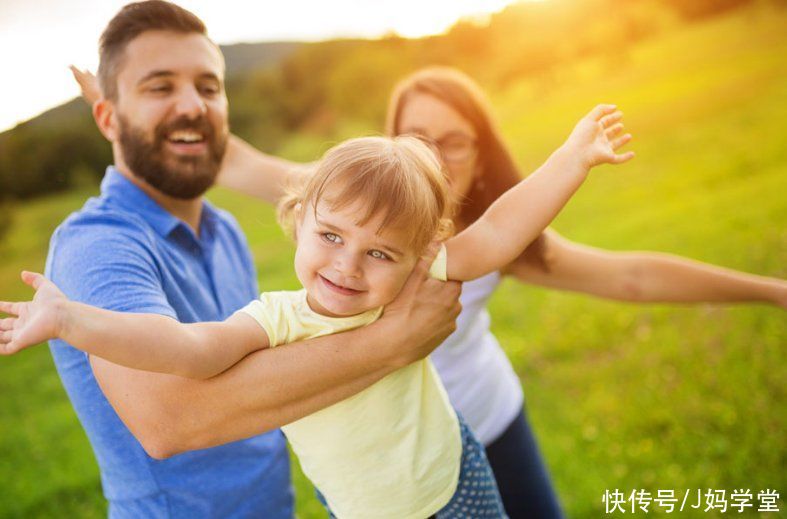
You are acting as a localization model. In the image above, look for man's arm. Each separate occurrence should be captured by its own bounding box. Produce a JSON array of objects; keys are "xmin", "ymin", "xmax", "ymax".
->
[{"xmin": 91, "ymin": 252, "xmax": 461, "ymax": 458}]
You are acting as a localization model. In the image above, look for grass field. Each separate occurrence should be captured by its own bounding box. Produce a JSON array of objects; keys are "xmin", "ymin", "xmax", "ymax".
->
[{"xmin": 1, "ymin": 5, "xmax": 785, "ymax": 517}]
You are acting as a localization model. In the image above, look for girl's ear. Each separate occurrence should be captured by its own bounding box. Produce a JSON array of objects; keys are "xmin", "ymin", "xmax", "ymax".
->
[{"xmin": 293, "ymin": 202, "xmax": 303, "ymax": 241}]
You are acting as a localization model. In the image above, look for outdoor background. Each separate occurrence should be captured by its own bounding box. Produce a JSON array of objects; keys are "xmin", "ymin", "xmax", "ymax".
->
[{"xmin": 0, "ymin": 0, "xmax": 785, "ymax": 517}]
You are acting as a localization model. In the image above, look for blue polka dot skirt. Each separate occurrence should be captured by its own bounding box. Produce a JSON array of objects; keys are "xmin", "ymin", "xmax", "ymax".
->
[{"xmin": 435, "ymin": 414, "xmax": 508, "ymax": 518}]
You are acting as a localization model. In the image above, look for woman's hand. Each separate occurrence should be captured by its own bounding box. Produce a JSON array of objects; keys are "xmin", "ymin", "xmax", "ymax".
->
[
  {"xmin": 563, "ymin": 104, "xmax": 635, "ymax": 169},
  {"xmin": 769, "ymin": 279, "xmax": 787, "ymax": 309},
  {"xmin": 0, "ymin": 272, "xmax": 69, "ymax": 354},
  {"xmin": 69, "ymin": 65, "xmax": 101, "ymax": 105}
]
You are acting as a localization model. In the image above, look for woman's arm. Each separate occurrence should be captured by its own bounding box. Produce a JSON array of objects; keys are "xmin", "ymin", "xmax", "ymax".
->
[
  {"xmin": 219, "ymin": 135, "xmax": 310, "ymax": 204},
  {"xmin": 0, "ymin": 272, "xmax": 269, "ymax": 378},
  {"xmin": 446, "ymin": 104, "xmax": 634, "ymax": 281},
  {"xmin": 505, "ymin": 229, "xmax": 787, "ymax": 307}
]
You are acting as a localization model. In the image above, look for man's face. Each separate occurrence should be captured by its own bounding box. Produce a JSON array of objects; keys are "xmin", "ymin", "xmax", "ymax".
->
[{"xmin": 111, "ymin": 30, "xmax": 229, "ymax": 199}]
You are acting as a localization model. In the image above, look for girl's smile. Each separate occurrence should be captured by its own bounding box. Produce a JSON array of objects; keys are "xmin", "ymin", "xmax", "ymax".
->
[{"xmin": 294, "ymin": 198, "xmax": 419, "ymax": 318}]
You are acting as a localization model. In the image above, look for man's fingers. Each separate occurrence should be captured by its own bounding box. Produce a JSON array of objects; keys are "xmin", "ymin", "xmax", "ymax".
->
[
  {"xmin": 21, "ymin": 271, "xmax": 46, "ymax": 290},
  {"xmin": 396, "ymin": 248, "xmax": 434, "ymax": 300},
  {"xmin": 0, "ymin": 301, "xmax": 19, "ymax": 316},
  {"xmin": 420, "ymin": 241, "xmax": 441, "ymax": 264},
  {"xmin": 588, "ymin": 104, "xmax": 617, "ymax": 121}
]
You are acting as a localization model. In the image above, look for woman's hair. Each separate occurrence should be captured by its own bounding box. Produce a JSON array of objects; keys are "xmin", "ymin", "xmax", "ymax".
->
[
  {"xmin": 385, "ymin": 66, "xmax": 549, "ymax": 270},
  {"xmin": 278, "ymin": 136, "xmax": 455, "ymax": 255}
]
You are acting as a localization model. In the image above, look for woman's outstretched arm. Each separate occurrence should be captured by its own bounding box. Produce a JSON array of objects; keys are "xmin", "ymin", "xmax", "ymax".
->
[
  {"xmin": 505, "ymin": 229, "xmax": 787, "ymax": 308},
  {"xmin": 219, "ymin": 135, "xmax": 309, "ymax": 204}
]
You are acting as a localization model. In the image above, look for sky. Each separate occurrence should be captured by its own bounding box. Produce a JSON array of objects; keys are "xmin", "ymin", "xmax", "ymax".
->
[{"xmin": 0, "ymin": 0, "xmax": 524, "ymax": 133}]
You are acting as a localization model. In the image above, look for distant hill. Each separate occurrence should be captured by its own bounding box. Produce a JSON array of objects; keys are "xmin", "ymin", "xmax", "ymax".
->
[
  {"xmin": 0, "ymin": 0, "xmax": 764, "ymax": 201},
  {"xmin": 0, "ymin": 40, "xmax": 301, "ymax": 140},
  {"xmin": 221, "ymin": 41, "xmax": 303, "ymax": 78}
]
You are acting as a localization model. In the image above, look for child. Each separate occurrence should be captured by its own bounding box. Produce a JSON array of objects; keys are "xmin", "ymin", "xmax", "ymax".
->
[{"xmin": 0, "ymin": 105, "xmax": 633, "ymax": 518}]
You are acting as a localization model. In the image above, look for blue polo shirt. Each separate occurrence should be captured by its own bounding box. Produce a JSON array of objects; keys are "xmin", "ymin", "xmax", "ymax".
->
[{"xmin": 45, "ymin": 167, "xmax": 293, "ymax": 518}]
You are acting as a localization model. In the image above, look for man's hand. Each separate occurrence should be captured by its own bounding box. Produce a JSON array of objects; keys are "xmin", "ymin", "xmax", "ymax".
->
[
  {"xmin": 380, "ymin": 242, "xmax": 462, "ymax": 367},
  {"xmin": 0, "ymin": 271, "xmax": 68, "ymax": 354}
]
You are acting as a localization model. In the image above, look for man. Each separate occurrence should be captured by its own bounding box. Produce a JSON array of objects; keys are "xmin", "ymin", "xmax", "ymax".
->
[{"xmin": 47, "ymin": 1, "xmax": 461, "ymax": 516}]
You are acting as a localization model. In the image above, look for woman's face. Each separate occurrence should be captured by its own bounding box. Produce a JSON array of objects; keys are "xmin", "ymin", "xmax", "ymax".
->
[{"xmin": 397, "ymin": 92, "xmax": 479, "ymax": 200}]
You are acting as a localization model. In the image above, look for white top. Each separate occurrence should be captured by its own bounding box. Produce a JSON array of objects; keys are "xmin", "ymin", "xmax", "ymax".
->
[{"xmin": 430, "ymin": 271, "xmax": 524, "ymax": 445}]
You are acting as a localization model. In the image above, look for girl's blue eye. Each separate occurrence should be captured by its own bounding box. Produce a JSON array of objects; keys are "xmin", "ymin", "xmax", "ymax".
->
[
  {"xmin": 368, "ymin": 250, "xmax": 390, "ymax": 261},
  {"xmin": 322, "ymin": 232, "xmax": 342, "ymax": 244}
]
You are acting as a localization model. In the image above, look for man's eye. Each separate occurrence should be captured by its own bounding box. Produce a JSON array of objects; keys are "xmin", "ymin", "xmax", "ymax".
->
[
  {"xmin": 149, "ymin": 85, "xmax": 171, "ymax": 93},
  {"xmin": 322, "ymin": 232, "xmax": 342, "ymax": 244},
  {"xmin": 368, "ymin": 250, "xmax": 390, "ymax": 261}
]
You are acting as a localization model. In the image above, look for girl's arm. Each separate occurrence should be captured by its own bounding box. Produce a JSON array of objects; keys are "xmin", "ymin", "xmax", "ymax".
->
[
  {"xmin": 446, "ymin": 104, "xmax": 634, "ymax": 281},
  {"xmin": 70, "ymin": 66, "xmax": 306, "ymax": 204},
  {"xmin": 505, "ymin": 229, "xmax": 787, "ymax": 307},
  {"xmin": 0, "ymin": 272, "xmax": 269, "ymax": 378}
]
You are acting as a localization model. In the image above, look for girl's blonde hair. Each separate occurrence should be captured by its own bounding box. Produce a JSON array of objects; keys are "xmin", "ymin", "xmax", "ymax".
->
[{"xmin": 279, "ymin": 136, "xmax": 455, "ymax": 254}]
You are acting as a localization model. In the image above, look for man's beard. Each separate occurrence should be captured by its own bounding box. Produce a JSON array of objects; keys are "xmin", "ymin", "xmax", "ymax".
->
[{"xmin": 118, "ymin": 113, "xmax": 227, "ymax": 199}]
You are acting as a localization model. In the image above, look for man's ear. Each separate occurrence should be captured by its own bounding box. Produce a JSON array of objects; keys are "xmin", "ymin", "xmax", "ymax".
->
[{"xmin": 93, "ymin": 98, "xmax": 118, "ymax": 142}]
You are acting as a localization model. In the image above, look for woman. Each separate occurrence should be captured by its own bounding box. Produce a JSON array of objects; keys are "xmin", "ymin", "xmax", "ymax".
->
[{"xmin": 71, "ymin": 66, "xmax": 786, "ymax": 518}]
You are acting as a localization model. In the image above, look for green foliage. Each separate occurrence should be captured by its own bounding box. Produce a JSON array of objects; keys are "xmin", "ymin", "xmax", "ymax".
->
[
  {"xmin": 0, "ymin": 100, "xmax": 111, "ymax": 199},
  {"xmin": 0, "ymin": 200, "xmax": 11, "ymax": 242}
]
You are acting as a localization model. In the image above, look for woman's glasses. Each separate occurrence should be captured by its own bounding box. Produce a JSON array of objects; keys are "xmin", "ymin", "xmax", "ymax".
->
[{"xmin": 412, "ymin": 132, "xmax": 478, "ymax": 163}]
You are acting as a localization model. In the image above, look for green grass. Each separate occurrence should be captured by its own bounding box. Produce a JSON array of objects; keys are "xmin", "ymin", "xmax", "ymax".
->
[{"xmin": 1, "ymin": 6, "xmax": 785, "ymax": 517}]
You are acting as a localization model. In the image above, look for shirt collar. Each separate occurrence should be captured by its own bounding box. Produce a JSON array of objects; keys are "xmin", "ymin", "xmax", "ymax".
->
[{"xmin": 101, "ymin": 166, "xmax": 220, "ymax": 241}]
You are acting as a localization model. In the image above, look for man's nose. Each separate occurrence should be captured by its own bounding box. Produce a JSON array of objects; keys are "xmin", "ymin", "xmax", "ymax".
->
[{"xmin": 174, "ymin": 85, "xmax": 207, "ymax": 119}]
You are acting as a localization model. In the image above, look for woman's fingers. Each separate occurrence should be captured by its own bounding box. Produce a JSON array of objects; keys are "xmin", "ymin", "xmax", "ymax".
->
[{"xmin": 69, "ymin": 65, "xmax": 100, "ymax": 104}]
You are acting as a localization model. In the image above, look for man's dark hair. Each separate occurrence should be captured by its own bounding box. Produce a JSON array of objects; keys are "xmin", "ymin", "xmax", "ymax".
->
[{"xmin": 98, "ymin": 0, "xmax": 208, "ymax": 100}]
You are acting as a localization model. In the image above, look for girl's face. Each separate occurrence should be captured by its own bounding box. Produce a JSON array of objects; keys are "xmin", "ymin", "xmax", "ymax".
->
[
  {"xmin": 294, "ymin": 197, "xmax": 420, "ymax": 317},
  {"xmin": 397, "ymin": 92, "xmax": 479, "ymax": 200}
]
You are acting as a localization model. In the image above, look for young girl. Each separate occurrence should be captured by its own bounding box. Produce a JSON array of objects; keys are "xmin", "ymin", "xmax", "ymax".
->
[{"xmin": 0, "ymin": 106, "xmax": 633, "ymax": 518}]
